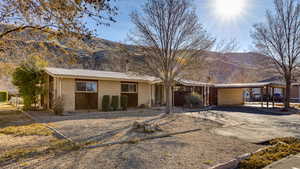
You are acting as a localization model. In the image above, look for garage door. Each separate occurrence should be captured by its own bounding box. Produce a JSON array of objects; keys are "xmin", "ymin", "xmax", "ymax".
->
[{"xmin": 217, "ymin": 88, "xmax": 244, "ymax": 106}]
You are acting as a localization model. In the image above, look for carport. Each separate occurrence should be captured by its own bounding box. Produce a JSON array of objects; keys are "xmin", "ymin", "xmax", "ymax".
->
[
  {"xmin": 173, "ymin": 79, "xmax": 213, "ymax": 107},
  {"xmin": 213, "ymin": 82, "xmax": 286, "ymax": 108}
]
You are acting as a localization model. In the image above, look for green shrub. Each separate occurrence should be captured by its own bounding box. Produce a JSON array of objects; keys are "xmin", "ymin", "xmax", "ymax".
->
[
  {"xmin": 111, "ymin": 95, "xmax": 119, "ymax": 111},
  {"xmin": 120, "ymin": 95, "xmax": 128, "ymax": 111},
  {"xmin": 185, "ymin": 92, "xmax": 202, "ymax": 107},
  {"xmin": 12, "ymin": 56, "xmax": 47, "ymax": 110},
  {"xmin": 0, "ymin": 91, "xmax": 8, "ymax": 102},
  {"xmin": 102, "ymin": 95, "xmax": 110, "ymax": 111}
]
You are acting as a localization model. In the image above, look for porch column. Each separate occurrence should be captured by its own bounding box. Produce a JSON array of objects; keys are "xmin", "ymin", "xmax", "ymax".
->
[
  {"xmin": 266, "ymin": 85, "xmax": 269, "ymax": 108},
  {"xmin": 207, "ymin": 86, "xmax": 210, "ymax": 106},
  {"xmin": 261, "ymin": 87, "xmax": 263, "ymax": 108},
  {"xmin": 204, "ymin": 85, "xmax": 207, "ymax": 106},
  {"xmin": 272, "ymin": 87, "xmax": 275, "ymax": 108}
]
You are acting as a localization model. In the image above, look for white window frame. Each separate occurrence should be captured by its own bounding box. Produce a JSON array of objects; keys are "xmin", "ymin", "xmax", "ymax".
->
[
  {"xmin": 75, "ymin": 80, "xmax": 98, "ymax": 93},
  {"xmin": 121, "ymin": 82, "xmax": 138, "ymax": 93}
]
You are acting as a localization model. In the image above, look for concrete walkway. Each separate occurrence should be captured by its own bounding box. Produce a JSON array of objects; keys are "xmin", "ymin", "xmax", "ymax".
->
[
  {"xmin": 263, "ymin": 153, "xmax": 300, "ymax": 169},
  {"xmin": 185, "ymin": 106, "xmax": 300, "ymax": 143}
]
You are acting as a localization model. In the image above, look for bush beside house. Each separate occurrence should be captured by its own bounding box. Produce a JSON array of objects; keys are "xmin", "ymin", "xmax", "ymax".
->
[
  {"xmin": 185, "ymin": 92, "xmax": 203, "ymax": 108},
  {"xmin": 102, "ymin": 95, "xmax": 110, "ymax": 111},
  {"xmin": 121, "ymin": 95, "xmax": 128, "ymax": 111},
  {"xmin": 0, "ymin": 91, "xmax": 8, "ymax": 103},
  {"xmin": 111, "ymin": 96, "xmax": 119, "ymax": 111}
]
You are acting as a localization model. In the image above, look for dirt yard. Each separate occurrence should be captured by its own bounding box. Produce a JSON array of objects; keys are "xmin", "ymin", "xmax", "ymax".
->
[
  {"xmin": 0, "ymin": 104, "xmax": 75, "ymax": 167},
  {"xmin": 2, "ymin": 109, "xmax": 262, "ymax": 169}
]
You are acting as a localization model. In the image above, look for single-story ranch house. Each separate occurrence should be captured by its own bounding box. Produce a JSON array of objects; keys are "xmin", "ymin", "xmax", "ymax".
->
[{"xmin": 43, "ymin": 67, "xmax": 287, "ymax": 112}]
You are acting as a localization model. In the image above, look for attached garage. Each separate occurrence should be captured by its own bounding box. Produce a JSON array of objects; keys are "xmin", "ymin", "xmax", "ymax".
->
[
  {"xmin": 214, "ymin": 82, "xmax": 286, "ymax": 107},
  {"xmin": 217, "ymin": 88, "xmax": 244, "ymax": 106}
]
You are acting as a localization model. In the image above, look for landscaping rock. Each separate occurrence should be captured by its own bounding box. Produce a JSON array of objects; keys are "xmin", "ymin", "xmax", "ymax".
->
[{"xmin": 132, "ymin": 121, "xmax": 162, "ymax": 133}]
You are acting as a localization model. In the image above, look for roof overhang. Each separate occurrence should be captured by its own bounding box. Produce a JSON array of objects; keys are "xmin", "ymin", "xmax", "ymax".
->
[
  {"xmin": 44, "ymin": 67, "xmax": 160, "ymax": 84},
  {"xmin": 214, "ymin": 82, "xmax": 286, "ymax": 89}
]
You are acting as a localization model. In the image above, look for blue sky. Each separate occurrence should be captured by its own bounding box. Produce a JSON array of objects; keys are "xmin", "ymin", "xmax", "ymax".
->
[{"xmin": 96, "ymin": 0, "xmax": 274, "ymax": 52}]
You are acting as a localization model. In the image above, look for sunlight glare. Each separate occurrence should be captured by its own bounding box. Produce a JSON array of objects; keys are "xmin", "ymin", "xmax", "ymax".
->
[{"xmin": 214, "ymin": 0, "xmax": 247, "ymax": 21}]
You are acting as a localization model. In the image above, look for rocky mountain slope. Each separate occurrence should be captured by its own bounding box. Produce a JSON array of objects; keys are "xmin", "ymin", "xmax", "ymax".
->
[{"xmin": 0, "ymin": 24, "xmax": 272, "ymax": 92}]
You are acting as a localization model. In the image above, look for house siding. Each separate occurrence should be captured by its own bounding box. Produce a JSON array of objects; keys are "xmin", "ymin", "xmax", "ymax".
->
[
  {"xmin": 138, "ymin": 82, "xmax": 152, "ymax": 107},
  {"xmin": 217, "ymin": 88, "xmax": 244, "ymax": 106},
  {"xmin": 60, "ymin": 78, "xmax": 75, "ymax": 111},
  {"xmin": 291, "ymin": 85, "xmax": 300, "ymax": 99},
  {"xmin": 98, "ymin": 80, "xmax": 121, "ymax": 110}
]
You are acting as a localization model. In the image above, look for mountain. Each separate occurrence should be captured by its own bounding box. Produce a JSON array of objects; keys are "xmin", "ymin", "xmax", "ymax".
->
[{"xmin": 0, "ymin": 24, "xmax": 272, "ymax": 93}]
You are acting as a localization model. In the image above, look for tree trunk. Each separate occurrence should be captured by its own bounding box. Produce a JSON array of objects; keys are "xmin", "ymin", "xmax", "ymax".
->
[
  {"xmin": 284, "ymin": 78, "xmax": 291, "ymax": 110},
  {"xmin": 164, "ymin": 83, "xmax": 172, "ymax": 114}
]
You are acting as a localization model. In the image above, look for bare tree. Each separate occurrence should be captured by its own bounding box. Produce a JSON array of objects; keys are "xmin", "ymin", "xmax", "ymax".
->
[
  {"xmin": 128, "ymin": 0, "xmax": 214, "ymax": 113},
  {"xmin": 0, "ymin": 0, "xmax": 117, "ymax": 39},
  {"xmin": 213, "ymin": 39, "xmax": 239, "ymax": 53},
  {"xmin": 252, "ymin": 0, "xmax": 300, "ymax": 109}
]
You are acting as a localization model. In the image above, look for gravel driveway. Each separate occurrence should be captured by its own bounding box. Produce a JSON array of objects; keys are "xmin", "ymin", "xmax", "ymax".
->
[
  {"xmin": 6, "ymin": 114, "xmax": 261, "ymax": 169},
  {"xmin": 200, "ymin": 106, "xmax": 300, "ymax": 143},
  {"xmin": 28, "ymin": 109, "xmax": 162, "ymax": 142}
]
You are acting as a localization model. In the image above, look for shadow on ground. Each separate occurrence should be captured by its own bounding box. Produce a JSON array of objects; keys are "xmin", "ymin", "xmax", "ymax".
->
[{"xmin": 210, "ymin": 106, "xmax": 296, "ymax": 116}]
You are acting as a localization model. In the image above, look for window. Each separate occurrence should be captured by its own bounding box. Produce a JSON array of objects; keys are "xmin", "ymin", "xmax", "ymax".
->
[
  {"xmin": 76, "ymin": 80, "xmax": 97, "ymax": 92},
  {"xmin": 121, "ymin": 83, "xmax": 137, "ymax": 93}
]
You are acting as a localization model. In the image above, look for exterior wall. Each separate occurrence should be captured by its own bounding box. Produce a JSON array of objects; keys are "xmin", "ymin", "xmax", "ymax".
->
[
  {"xmin": 60, "ymin": 78, "xmax": 75, "ymax": 111},
  {"xmin": 98, "ymin": 80, "xmax": 121, "ymax": 110},
  {"xmin": 138, "ymin": 82, "xmax": 152, "ymax": 107},
  {"xmin": 151, "ymin": 84, "xmax": 155, "ymax": 105},
  {"xmin": 217, "ymin": 88, "xmax": 244, "ymax": 106},
  {"xmin": 291, "ymin": 85, "xmax": 300, "ymax": 99},
  {"xmin": 48, "ymin": 76, "xmax": 156, "ymax": 111}
]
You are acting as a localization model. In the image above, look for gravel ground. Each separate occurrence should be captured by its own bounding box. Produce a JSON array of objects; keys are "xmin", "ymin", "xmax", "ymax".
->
[
  {"xmin": 6, "ymin": 115, "xmax": 262, "ymax": 169},
  {"xmin": 27, "ymin": 109, "xmax": 163, "ymax": 142}
]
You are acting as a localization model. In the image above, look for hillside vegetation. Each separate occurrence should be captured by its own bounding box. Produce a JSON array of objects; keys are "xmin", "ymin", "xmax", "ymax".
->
[{"xmin": 0, "ymin": 24, "xmax": 272, "ymax": 92}]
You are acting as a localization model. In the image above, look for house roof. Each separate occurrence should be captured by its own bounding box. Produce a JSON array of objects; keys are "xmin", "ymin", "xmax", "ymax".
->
[
  {"xmin": 214, "ymin": 82, "xmax": 286, "ymax": 88},
  {"xmin": 44, "ymin": 67, "xmax": 287, "ymax": 88},
  {"xmin": 176, "ymin": 79, "xmax": 212, "ymax": 87},
  {"xmin": 45, "ymin": 67, "xmax": 159, "ymax": 83}
]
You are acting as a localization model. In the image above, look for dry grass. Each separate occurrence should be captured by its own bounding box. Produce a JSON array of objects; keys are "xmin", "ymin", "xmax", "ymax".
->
[
  {"xmin": 0, "ymin": 148, "xmax": 41, "ymax": 164},
  {"xmin": 0, "ymin": 139, "xmax": 81, "ymax": 165},
  {"xmin": 238, "ymin": 137, "xmax": 300, "ymax": 169},
  {"xmin": 0, "ymin": 123, "xmax": 53, "ymax": 136},
  {"xmin": 47, "ymin": 139, "xmax": 81, "ymax": 153},
  {"xmin": 0, "ymin": 104, "xmax": 81, "ymax": 165},
  {"xmin": 0, "ymin": 103, "xmax": 29, "ymax": 127}
]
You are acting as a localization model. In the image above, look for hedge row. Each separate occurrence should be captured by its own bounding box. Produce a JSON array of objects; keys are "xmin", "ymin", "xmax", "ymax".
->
[{"xmin": 102, "ymin": 95, "xmax": 128, "ymax": 111}]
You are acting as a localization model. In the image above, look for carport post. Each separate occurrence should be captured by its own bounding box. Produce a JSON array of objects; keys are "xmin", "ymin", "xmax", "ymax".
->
[
  {"xmin": 266, "ymin": 85, "xmax": 269, "ymax": 108},
  {"xmin": 261, "ymin": 87, "xmax": 263, "ymax": 108},
  {"xmin": 272, "ymin": 87, "xmax": 275, "ymax": 108}
]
